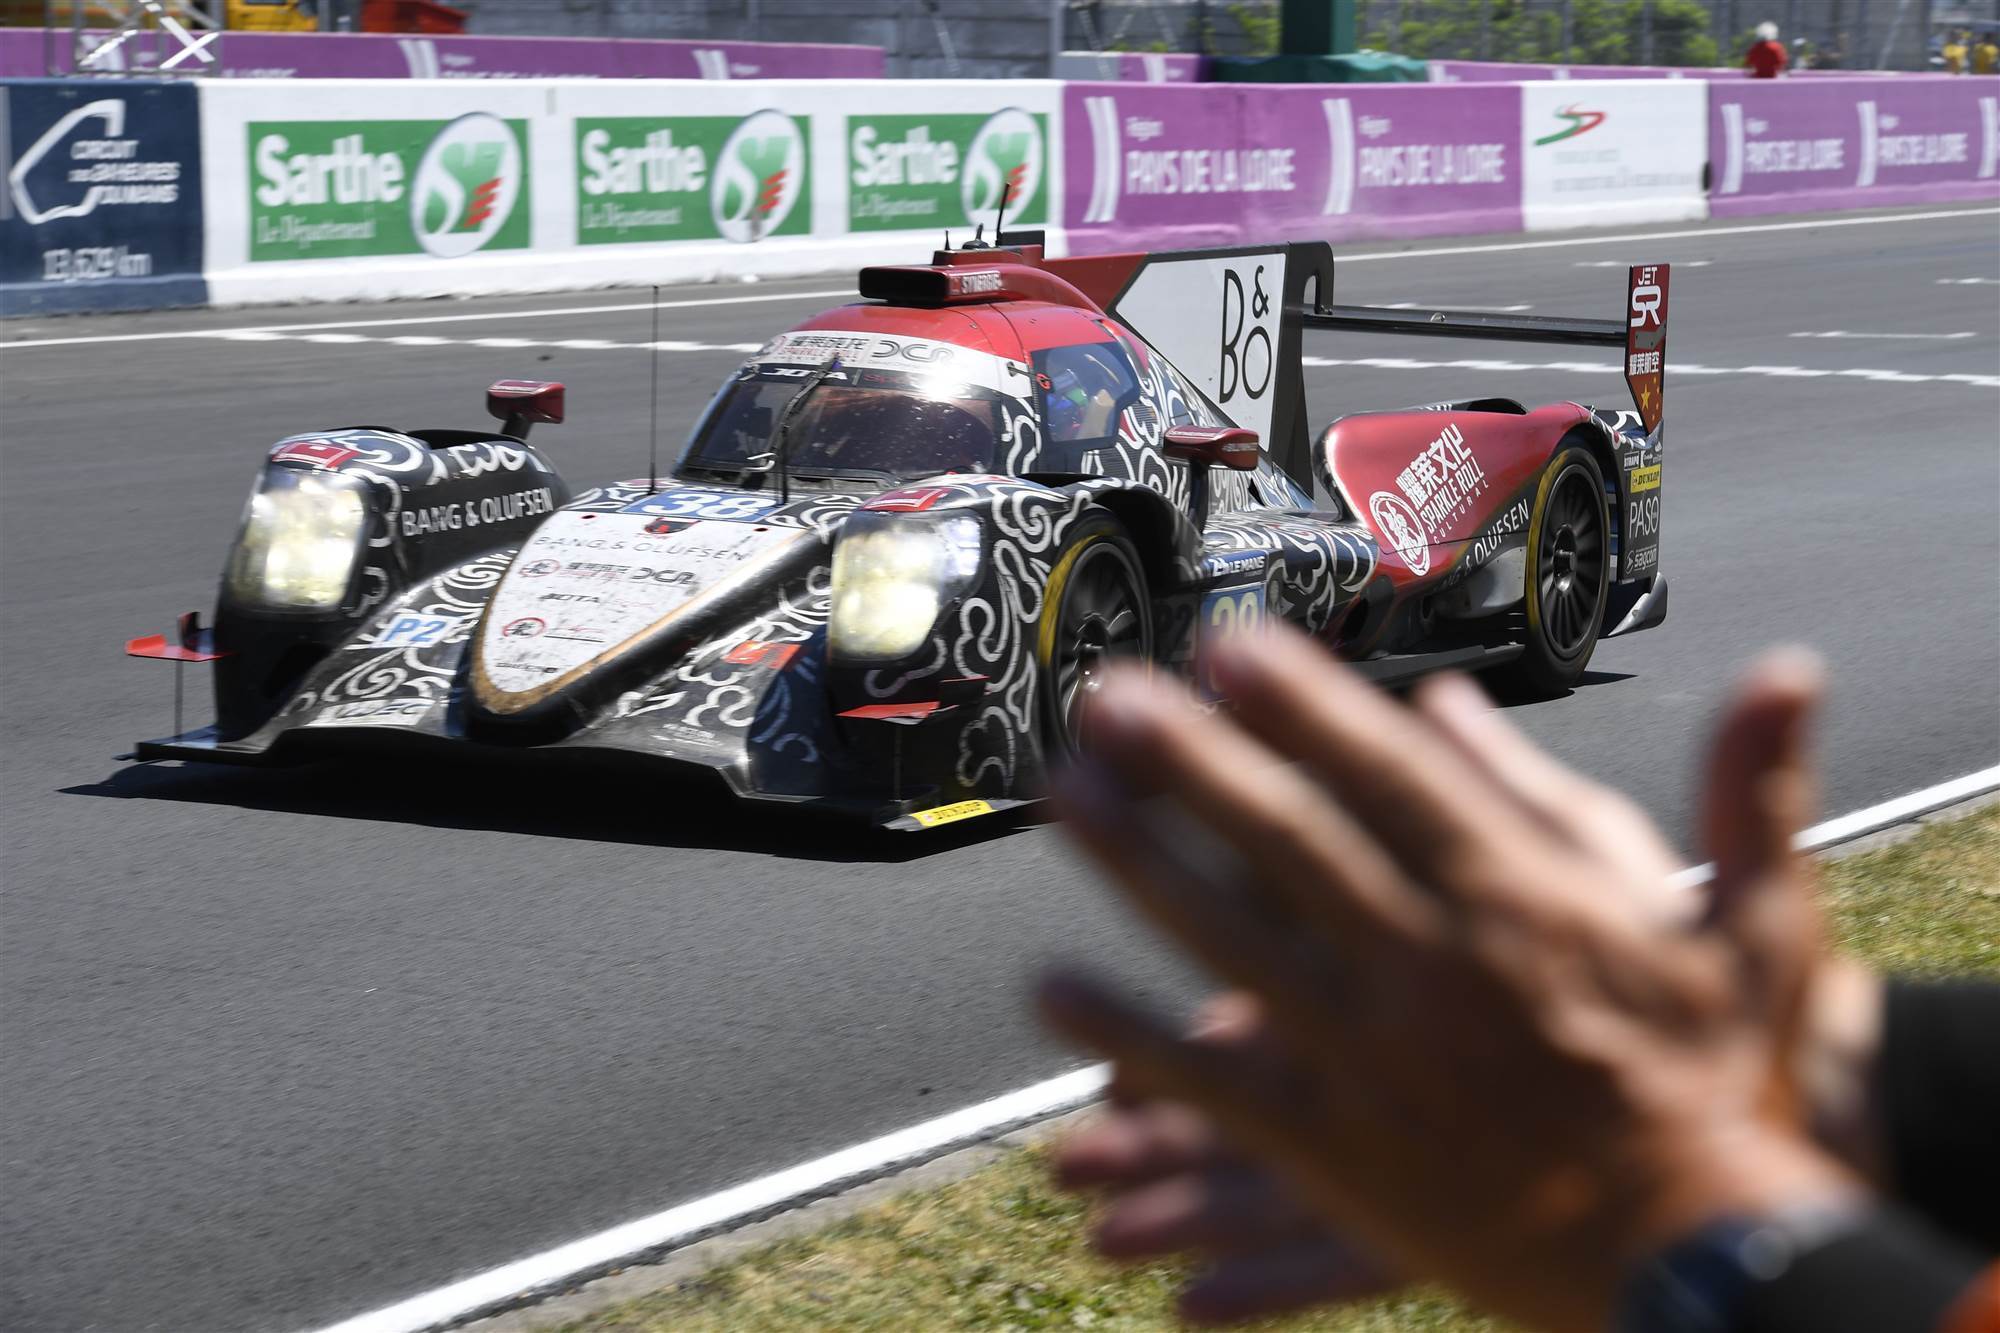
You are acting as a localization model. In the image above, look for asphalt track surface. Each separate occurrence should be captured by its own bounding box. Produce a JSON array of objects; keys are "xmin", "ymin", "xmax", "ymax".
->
[{"xmin": 4, "ymin": 204, "xmax": 1997, "ymax": 1333}]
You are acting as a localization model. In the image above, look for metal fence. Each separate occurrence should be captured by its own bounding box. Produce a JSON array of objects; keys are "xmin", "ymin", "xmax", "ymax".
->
[
  {"xmin": 1070, "ymin": 0, "xmax": 1933, "ymax": 71},
  {"xmin": 17, "ymin": 0, "xmax": 1942, "ymax": 74}
]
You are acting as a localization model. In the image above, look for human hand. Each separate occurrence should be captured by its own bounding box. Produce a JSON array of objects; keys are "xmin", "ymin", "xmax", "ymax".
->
[
  {"xmin": 1054, "ymin": 993, "xmax": 1396, "ymax": 1325},
  {"xmin": 1038, "ymin": 628, "xmax": 1867, "ymax": 1333}
]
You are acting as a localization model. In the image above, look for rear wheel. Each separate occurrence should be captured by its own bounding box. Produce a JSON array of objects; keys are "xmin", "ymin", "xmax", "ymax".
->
[
  {"xmin": 1492, "ymin": 445, "xmax": 1609, "ymax": 699},
  {"xmin": 1036, "ymin": 514, "xmax": 1151, "ymax": 759}
]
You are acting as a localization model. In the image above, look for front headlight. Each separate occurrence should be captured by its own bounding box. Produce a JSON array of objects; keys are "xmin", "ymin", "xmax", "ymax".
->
[
  {"xmin": 828, "ymin": 513, "xmax": 983, "ymax": 661},
  {"xmin": 225, "ymin": 467, "xmax": 369, "ymax": 612}
]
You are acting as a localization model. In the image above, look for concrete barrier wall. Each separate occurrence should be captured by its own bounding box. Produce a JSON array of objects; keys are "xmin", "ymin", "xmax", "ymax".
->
[{"xmin": 3, "ymin": 72, "xmax": 1993, "ymax": 315}]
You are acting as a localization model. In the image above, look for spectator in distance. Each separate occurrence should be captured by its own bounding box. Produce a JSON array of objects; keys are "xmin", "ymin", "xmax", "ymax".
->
[
  {"xmin": 1943, "ymin": 31, "xmax": 1970, "ymax": 74},
  {"xmin": 1745, "ymin": 21, "xmax": 1789, "ymax": 77},
  {"xmin": 1038, "ymin": 628, "xmax": 1998, "ymax": 1333},
  {"xmin": 1974, "ymin": 33, "xmax": 2000, "ymax": 76}
]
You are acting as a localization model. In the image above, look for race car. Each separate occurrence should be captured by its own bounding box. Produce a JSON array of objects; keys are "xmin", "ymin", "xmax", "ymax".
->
[{"xmin": 127, "ymin": 236, "xmax": 1668, "ymax": 830}]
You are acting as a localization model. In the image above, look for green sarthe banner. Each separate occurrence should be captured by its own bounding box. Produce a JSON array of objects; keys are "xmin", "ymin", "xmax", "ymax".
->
[
  {"xmin": 249, "ymin": 113, "xmax": 532, "ymax": 262},
  {"xmin": 576, "ymin": 111, "xmax": 811, "ymax": 246},
  {"xmin": 847, "ymin": 108, "xmax": 1048, "ymax": 234}
]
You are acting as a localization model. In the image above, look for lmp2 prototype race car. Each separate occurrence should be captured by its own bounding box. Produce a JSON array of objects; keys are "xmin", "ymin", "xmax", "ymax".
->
[{"xmin": 129, "ymin": 235, "xmax": 1669, "ymax": 830}]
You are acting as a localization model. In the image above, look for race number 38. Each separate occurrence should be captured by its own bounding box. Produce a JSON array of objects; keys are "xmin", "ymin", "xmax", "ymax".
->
[{"xmin": 620, "ymin": 489, "xmax": 783, "ymax": 522}]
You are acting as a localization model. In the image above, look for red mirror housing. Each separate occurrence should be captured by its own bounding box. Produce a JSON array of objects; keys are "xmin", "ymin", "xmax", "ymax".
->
[
  {"xmin": 488, "ymin": 380, "xmax": 566, "ymax": 438},
  {"xmin": 1163, "ymin": 425, "xmax": 1260, "ymax": 471}
]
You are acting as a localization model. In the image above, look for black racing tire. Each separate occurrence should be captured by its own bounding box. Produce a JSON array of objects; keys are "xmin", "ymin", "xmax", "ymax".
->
[
  {"xmin": 1035, "ymin": 513, "xmax": 1152, "ymax": 760},
  {"xmin": 1491, "ymin": 444, "xmax": 1610, "ymax": 699}
]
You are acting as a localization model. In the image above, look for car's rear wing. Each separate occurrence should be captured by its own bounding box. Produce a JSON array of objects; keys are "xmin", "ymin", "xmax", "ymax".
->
[
  {"xmin": 1040, "ymin": 241, "xmax": 1667, "ymax": 492},
  {"xmin": 1301, "ymin": 262, "xmax": 1671, "ymax": 440}
]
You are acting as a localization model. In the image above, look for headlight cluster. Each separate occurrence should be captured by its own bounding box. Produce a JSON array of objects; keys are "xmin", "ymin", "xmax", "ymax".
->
[
  {"xmin": 225, "ymin": 467, "xmax": 369, "ymax": 612},
  {"xmin": 829, "ymin": 513, "xmax": 983, "ymax": 661}
]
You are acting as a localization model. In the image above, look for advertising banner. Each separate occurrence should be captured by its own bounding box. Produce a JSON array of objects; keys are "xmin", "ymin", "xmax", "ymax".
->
[
  {"xmin": 577, "ymin": 112, "xmax": 811, "ymax": 246},
  {"xmin": 0, "ymin": 79, "xmax": 206, "ymax": 314},
  {"xmin": 0, "ymin": 28, "xmax": 881, "ymax": 81},
  {"xmin": 1064, "ymin": 82, "xmax": 1520, "ymax": 253},
  {"xmin": 199, "ymin": 80, "xmax": 1061, "ymax": 306},
  {"xmin": 1518, "ymin": 80, "xmax": 1706, "ymax": 228},
  {"xmin": 1711, "ymin": 77, "xmax": 2000, "ymax": 215},
  {"xmin": 248, "ymin": 114, "xmax": 533, "ymax": 263},
  {"xmin": 846, "ymin": 107, "xmax": 1049, "ymax": 235}
]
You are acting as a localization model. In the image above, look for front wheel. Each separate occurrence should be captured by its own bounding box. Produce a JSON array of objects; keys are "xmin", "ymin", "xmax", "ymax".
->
[
  {"xmin": 1491, "ymin": 444, "xmax": 1609, "ymax": 699},
  {"xmin": 1036, "ymin": 514, "xmax": 1152, "ymax": 759}
]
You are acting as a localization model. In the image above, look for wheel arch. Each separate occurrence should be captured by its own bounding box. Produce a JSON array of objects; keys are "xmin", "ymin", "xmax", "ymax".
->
[
  {"xmin": 1078, "ymin": 485, "xmax": 1199, "ymax": 600},
  {"xmin": 1557, "ymin": 420, "xmax": 1625, "ymax": 582}
]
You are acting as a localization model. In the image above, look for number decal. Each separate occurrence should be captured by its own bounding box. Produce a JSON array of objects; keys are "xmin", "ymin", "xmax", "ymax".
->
[
  {"xmin": 620, "ymin": 490, "xmax": 785, "ymax": 522},
  {"xmin": 362, "ymin": 614, "xmax": 463, "ymax": 650},
  {"xmin": 1202, "ymin": 587, "xmax": 1264, "ymax": 640}
]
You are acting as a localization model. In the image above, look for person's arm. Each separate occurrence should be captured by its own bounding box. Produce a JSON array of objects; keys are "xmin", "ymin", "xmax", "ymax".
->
[
  {"xmin": 1732, "ymin": 1213, "xmax": 1988, "ymax": 1333},
  {"xmin": 1879, "ymin": 981, "xmax": 2000, "ymax": 1253},
  {"xmin": 1038, "ymin": 635, "xmax": 1994, "ymax": 1333}
]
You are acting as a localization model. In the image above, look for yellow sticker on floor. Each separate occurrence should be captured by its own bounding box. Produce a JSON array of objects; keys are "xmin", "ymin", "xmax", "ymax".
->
[{"xmin": 911, "ymin": 799, "xmax": 993, "ymax": 828}]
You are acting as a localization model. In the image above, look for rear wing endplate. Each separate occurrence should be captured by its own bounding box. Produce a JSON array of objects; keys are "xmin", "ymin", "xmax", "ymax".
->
[{"xmin": 1302, "ymin": 262, "xmax": 1671, "ymax": 437}]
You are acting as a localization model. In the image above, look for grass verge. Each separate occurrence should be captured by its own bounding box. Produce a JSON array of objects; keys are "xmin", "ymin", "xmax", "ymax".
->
[{"xmin": 546, "ymin": 804, "xmax": 2000, "ymax": 1333}]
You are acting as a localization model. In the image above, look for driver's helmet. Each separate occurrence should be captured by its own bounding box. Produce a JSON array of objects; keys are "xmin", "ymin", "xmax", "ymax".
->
[{"xmin": 1047, "ymin": 344, "xmax": 1130, "ymax": 441}]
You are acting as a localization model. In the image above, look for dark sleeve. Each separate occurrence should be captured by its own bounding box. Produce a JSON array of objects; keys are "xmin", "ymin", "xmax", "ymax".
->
[
  {"xmin": 1740, "ymin": 1210, "xmax": 1985, "ymax": 1333},
  {"xmin": 1880, "ymin": 980, "xmax": 2000, "ymax": 1253}
]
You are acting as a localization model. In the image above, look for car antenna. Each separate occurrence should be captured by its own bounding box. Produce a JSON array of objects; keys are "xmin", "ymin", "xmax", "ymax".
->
[
  {"xmin": 993, "ymin": 179, "xmax": 1012, "ymax": 245},
  {"xmin": 647, "ymin": 283, "xmax": 662, "ymax": 496}
]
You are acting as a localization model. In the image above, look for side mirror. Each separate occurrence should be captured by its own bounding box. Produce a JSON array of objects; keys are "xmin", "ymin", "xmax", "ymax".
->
[
  {"xmin": 1163, "ymin": 425, "xmax": 1260, "ymax": 471},
  {"xmin": 488, "ymin": 380, "xmax": 566, "ymax": 440}
]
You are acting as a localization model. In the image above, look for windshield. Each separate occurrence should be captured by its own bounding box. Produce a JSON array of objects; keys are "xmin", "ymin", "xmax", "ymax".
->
[{"xmin": 681, "ymin": 367, "xmax": 1005, "ymax": 483}]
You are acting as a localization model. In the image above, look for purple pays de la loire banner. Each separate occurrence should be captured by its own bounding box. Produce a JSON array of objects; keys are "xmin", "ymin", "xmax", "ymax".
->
[
  {"xmin": 1711, "ymin": 77, "xmax": 2000, "ymax": 216},
  {"xmin": 1064, "ymin": 82, "xmax": 1521, "ymax": 254},
  {"xmin": 0, "ymin": 27, "xmax": 881, "ymax": 80},
  {"xmin": 1430, "ymin": 59, "xmax": 1941, "ymax": 82}
]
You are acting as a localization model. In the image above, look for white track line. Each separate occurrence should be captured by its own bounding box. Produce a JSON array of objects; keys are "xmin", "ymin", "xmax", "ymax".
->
[
  {"xmin": 1789, "ymin": 330, "xmax": 1977, "ymax": 340},
  {"xmin": 10, "ymin": 206, "xmax": 1996, "ymax": 352},
  {"xmin": 1332, "ymin": 205, "xmax": 1998, "ymax": 263},
  {"xmin": 313, "ymin": 764, "xmax": 2000, "ymax": 1333},
  {"xmin": 59, "ymin": 325, "xmax": 1998, "ymax": 390},
  {"xmin": 1669, "ymin": 763, "xmax": 2000, "ymax": 889}
]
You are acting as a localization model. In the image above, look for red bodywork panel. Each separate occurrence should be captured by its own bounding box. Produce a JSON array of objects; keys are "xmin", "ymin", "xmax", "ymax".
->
[
  {"xmin": 795, "ymin": 245, "xmax": 1143, "ymax": 364},
  {"xmin": 127, "ymin": 611, "xmax": 230, "ymax": 662},
  {"xmin": 1323, "ymin": 403, "xmax": 1595, "ymax": 580}
]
